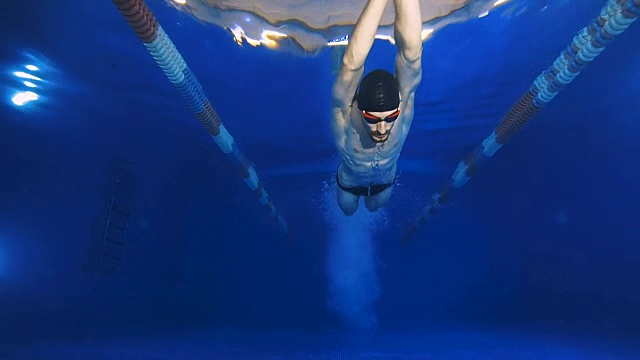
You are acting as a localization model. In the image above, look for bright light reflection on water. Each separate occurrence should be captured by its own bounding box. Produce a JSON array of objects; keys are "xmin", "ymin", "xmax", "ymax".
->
[{"xmin": 11, "ymin": 91, "xmax": 39, "ymax": 106}]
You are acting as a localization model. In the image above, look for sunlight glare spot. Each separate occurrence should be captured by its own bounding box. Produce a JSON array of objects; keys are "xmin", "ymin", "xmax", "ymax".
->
[
  {"xmin": 23, "ymin": 81, "xmax": 37, "ymax": 88},
  {"xmin": 494, "ymin": 0, "xmax": 509, "ymax": 6},
  {"xmin": 328, "ymin": 30, "xmax": 431, "ymax": 46},
  {"xmin": 172, "ymin": 0, "xmax": 186, "ymax": 4},
  {"xmin": 421, "ymin": 29, "xmax": 434, "ymax": 41},
  {"xmin": 11, "ymin": 91, "xmax": 39, "ymax": 106},
  {"xmin": 25, "ymin": 64, "xmax": 39, "ymax": 71},
  {"xmin": 261, "ymin": 30, "xmax": 287, "ymax": 48},
  {"xmin": 229, "ymin": 26, "xmax": 245, "ymax": 46},
  {"xmin": 328, "ymin": 36, "xmax": 349, "ymax": 46},
  {"xmin": 228, "ymin": 26, "xmax": 288, "ymax": 48},
  {"xmin": 374, "ymin": 34, "xmax": 395, "ymax": 45},
  {"xmin": 478, "ymin": 10, "xmax": 490, "ymax": 18},
  {"xmin": 229, "ymin": 26, "xmax": 260, "ymax": 46},
  {"xmin": 13, "ymin": 71, "xmax": 42, "ymax": 81}
]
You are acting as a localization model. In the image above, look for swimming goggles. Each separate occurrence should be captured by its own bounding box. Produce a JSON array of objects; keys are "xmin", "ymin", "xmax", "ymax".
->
[{"xmin": 361, "ymin": 109, "xmax": 400, "ymax": 124}]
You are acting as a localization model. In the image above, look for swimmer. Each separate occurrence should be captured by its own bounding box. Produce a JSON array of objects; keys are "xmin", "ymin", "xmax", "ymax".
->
[{"xmin": 332, "ymin": 0, "xmax": 423, "ymax": 215}]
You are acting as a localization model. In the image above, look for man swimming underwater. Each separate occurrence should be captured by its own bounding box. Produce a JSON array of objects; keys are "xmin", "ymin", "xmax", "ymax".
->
[{"xmin": 332, "ymin": 0, "xmax": 423, "ymax": 215}]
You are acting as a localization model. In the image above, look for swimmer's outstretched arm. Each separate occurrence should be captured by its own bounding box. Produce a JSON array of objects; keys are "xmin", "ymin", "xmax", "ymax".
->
[
  {"xmin": 332, "ymin": 0, "xmax": 389, "ymax": 124},
  {"xmin": 342, "ymin": 0, "xmax": 389, "ymax": 74},
  {"xmin": 394, "ymin": 0, "xmax": 423, "ymax": 131}
]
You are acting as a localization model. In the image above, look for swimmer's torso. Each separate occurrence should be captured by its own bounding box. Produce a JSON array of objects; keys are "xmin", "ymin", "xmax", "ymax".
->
[{"xmin": 336, "ymin": 106, "xmax": 410, "ymax": 187}]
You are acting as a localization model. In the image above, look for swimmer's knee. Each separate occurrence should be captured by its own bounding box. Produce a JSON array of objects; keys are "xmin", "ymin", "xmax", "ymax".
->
[
  {"xmin": 339, "ymin": 202, "xmax": 358, "ymax": 216},
  {"xmin": 364, "ymin": 199, "xmax": 383, "ymax": 212},
  {"xmin": 338, "ymin": 196, "xmax": 358, "ymax": 216},
  {"xmin": 337, "ymin": 189, "xmax": 359, "ymax": 216}
]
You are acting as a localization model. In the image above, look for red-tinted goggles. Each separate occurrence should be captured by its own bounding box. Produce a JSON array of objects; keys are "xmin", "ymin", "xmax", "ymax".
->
[{"xmin": 361, "ymin": 109, "xmax": 400, "ymax": 125}]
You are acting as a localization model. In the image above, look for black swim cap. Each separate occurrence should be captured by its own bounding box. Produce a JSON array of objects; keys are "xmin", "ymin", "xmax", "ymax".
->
[{"xmin": 356, "ymin": 69, "xmax": 400, "ymax": 112}]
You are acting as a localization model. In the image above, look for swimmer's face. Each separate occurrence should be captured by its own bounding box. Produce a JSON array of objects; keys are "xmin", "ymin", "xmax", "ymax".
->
[{"xmin": 361, "ymin": 108, "xmax": 400, "ymax": 143}]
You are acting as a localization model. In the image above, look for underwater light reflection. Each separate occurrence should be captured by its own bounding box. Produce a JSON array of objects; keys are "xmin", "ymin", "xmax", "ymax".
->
[
  {"xmin": 11, "ymin": 91, "xmax": 39, "ymax": 106},
  {"xmin": 13, "ymin": 71, "xmax": 42, "ymax": 81}
]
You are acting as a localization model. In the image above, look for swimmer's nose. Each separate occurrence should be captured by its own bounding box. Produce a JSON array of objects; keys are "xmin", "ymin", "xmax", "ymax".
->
[{"xmin": 377, "ymin": 122, "xmax": 388, "ymax": 134}]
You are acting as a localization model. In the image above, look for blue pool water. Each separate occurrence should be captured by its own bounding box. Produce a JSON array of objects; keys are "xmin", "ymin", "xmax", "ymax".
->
[{"xmin": 1, "ymin": 0, "xmax": 639, "ymax": 358}]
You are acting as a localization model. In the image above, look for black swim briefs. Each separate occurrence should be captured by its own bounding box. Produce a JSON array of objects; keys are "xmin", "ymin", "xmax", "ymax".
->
[{"xmin": 336, "ymin": 172, "xmax": 396, "ymax": 197}]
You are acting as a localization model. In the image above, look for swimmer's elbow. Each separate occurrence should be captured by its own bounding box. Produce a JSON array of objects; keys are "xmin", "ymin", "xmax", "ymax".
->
[
  {"xmin": 342, "ymin": 55, "xmax": 365, "ymax": 73},
  {"xmin": 399, "ymin": 43, "xmax": 422, "ymax": 69}
]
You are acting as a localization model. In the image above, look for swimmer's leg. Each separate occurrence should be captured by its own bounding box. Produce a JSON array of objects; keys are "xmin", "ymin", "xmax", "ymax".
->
[
  {"xmin": 337, "ymin": 187, "xmax": 360, "ymax": 216},
  {"xmin": 364, "ymin": 186, "xmax": 393, "ymax": 212}
]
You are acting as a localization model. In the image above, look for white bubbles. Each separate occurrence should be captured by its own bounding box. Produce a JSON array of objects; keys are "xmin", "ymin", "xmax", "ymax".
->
[{"xmin": 321, "ymin": 180, "xmax": 385, "ymax": 330}]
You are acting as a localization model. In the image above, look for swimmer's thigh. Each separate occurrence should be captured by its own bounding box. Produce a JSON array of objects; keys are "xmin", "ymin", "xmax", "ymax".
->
[
  {"xmin": 364, "ymin": 186, "xmax": 393, "ymax": 212},
  {"xmin": 337, "ymin": 187, "xmax": 360, "ymax": 216}
]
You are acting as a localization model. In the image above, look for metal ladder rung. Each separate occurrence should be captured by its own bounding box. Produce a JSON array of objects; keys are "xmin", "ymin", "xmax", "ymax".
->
[
  {"xmin": 108, "ymin": 221, "xmax": 128, "ymax": 231},
  {"xmin": 111, "ymin": 205, "xmax": 131, "ymax": 216}
]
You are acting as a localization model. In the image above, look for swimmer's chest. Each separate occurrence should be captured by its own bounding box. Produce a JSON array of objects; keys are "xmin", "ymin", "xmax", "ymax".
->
[{"xmin": 345, "ymin": 128, "xmax": 404, "ymax": 168}]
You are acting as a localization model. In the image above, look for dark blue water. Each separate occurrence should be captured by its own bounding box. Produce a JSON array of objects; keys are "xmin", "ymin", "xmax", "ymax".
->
[{"xmin": 1, "ymin": 0, "xmax": 639, "ymax": 358}]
